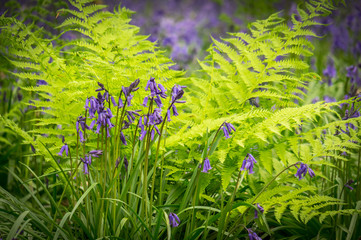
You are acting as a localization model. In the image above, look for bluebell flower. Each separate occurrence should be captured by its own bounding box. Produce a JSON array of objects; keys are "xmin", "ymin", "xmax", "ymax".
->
[
  {"xmin": 124, "ymin": 155, "xmax": 128, "ymax": 171},
  {"xmin": 148, "ymin": 108, "xmax": 163, "ymax": 125},
  {"xmin": 81, "ymin": 155, "xmax": 91, "ymax": 174},
  {"xmin": 118, "ymin": 96, "xmax": 124, "ymax": 108},
  {"xmin": 223, "ymin": 126, "xmax": 230, "ymax": 139},
  {"xmin": 30, "ymin": 144, "xmax": 36, "ymax": 153},
  {"xmin": 247, "ymin": 229, "xmax": 262, "ymax": 240},
  {"xmin": 89, "ymin": 150, "xmax": 103, "ymax": 158},
  {"xmin": 120, "ymin": 131, "xmax": 127, "ymax": 145},
  {"xmin": 58, "ymin": 143, "xmax": 69, "ymax": 157},
  {"xmin": 171, "ymin": 85, "xmax": 186, "ymax": 103},
  {"xmin": 79, "ymin": 130, "xmax": 85, "ymax": 142},
  {"xmin": 126, "ymin": 110, "xmax": 141, "ymax": 124},
  {"xmin": 110, "ymin": 95, "xmax": 117, "ymax": 107},
  {"xmin": 144, "ymin": 77, "xmax": 167, "ymax": 108},
  {"xmin": 201, "ymin": 158, "xmax": 212, "ymax": 173},
  {"xmin": 323, "ymin": 96, "xmax": 336, "ymax": 103},
  {"xmin": 88, "ymin": 120, "xmax": 96, "ymax": 130},
  {"xmin": 254, "ymin": 203, "xmax": 264, "ymax": 219},
  {"xmin": 167, "ymin": 109, "xmax": 171, "ymax": 122},
  {"xmin": 222, "ymin": 122, "xmax": 236, "ymax": 139},
  {"xmin": 172, "ymin": 104, "xmax": 179, "ymax": 116},
  {"xmin": 142, "ymin": 96, "xmax": 149, "ymax": 107},
  {"xmin": 76, "ymin": 116, "xmax": 87, "ymax": 132},
  {"xmin": 115, "ymin": 157, "xmax": 120, "ymax": 169},
  {"xmin": 167, "ymin": 84, "xmax": 186, "ymax": 119},
  {"xmin": 312, "ymin": 97, "xmax": 320, "ymax": 104},
  {"xmin": 346, "ymin": 65, "xmax": 361, "ymax": 87},
  {"xmin": 122, "ymin": 79, "xmax": 140, "ymax": 106},
  {"xmin": 169, "ymin": 212, "xmax": 180, "ymax": 227},
  {"xmin": 322, "ymin": 64, "xmax": 336, "ymax": 86},
  {"xmin": 345, "ymin": 179, "xmax": 355, "ymax": 190},
  {"xmin": 294, "ymin": 162, "xmax": 315, "ymax": 180},
  {"xmin": 240, "ymin": 153, "xmax": 257, "ymax": 174},
  {"xmin": 96, "ymin": 82, "xmax": 106, "ymax": 92}
]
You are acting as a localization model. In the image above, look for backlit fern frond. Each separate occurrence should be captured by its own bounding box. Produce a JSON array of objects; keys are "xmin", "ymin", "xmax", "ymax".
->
[{"xmin": 1, "ymin": 0, "xmax": 182, "ymax": 161}]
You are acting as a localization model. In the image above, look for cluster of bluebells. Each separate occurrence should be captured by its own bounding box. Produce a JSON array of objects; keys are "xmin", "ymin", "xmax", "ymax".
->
[
  {"xmin": 83, "ymin": 80, "xmax": 140, "ymax": 145},
  {"xmin": 80, "ymin": 150, "xmax": 103, "ymax": 174},
  {"xmin": 84, "ymin": 83, "xmax": 114, "ymax": 139},
  {"xmin": 241, "ymin": 153, "xmax": 257, "ymax": 174},
  {"xmin": 294, "ymin": 162, "xmax": 315, "ymax": 180},
  {"xmin": 139, "ymin": 78, "xmax": 186, "ymax": 141},
  {"xmin": 168, "ymin": 212, "xmax": 180, "ymax": 227},
  {"xmin": 59, "ymin": 78, "xmax": 187, "ymax": 176},
  {"xmin": 341, "ymin": 104, "xmax": 360, "ymax": 133}
]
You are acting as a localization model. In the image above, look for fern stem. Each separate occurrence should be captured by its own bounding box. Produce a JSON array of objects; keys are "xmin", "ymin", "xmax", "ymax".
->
[{"xmin": 252, "ymin": 162, "xmax": 299, "ymax": 204}]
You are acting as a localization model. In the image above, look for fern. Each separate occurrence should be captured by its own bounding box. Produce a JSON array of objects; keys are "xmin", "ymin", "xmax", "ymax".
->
[{"xmin": 1, "ymin": 0, "xmax": 182, "ymax": 164}]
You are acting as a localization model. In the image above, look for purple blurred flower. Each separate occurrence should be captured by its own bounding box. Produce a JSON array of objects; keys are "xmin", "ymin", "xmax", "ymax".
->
[
  {"xmin": 294, "ymin": 162, "xmax": 315, "ymax": 180},
  {"xmin": 247, "ymin": 228, "xmax": 262, "ymax": 240},
  {"xmin": 169, "ymin": 212, "xmax": 180, "ymax": 227},
  {"xmin": 122, "ymin": 78, "xmax": 140, "ymax": 106},
  {"xmin": 76, "ymin": 116, "xmax": 87, "ymax": 132},
  {"xmin": 323, "ymin": 96, "xmax": 336, "ymax": 103},
  {"xmin": 124, "ymin": 155, "xmax": 128, "ymax": 171},
  {"xmin": 345, "ymin": 179, "xmax": 355, "ymax": 190},
  {"xmin": 346, "ymin": 65, "xmax": 361, "ymax": 87},
  {"xmin": 79, "ymin": 130, "xmax": 85, "ymax": 142},
  {"xmin": 223, "ymin": 122, "xmax": 236, "ymax": 139},
  {"xmin": 201, "ymin": 158, "xmax": 212, "ymax": 173},
  {"xmin": 58, "ymin": 143, "xmax": 69, "ymax": 157},
  {"xmin": 30, "ymin": 144, "xmax": 36, "ymax": 153},
  {"xmin": 312, "ymin": 97, "xmax": 320, "ymax": 104},
  {"xmin": 330, "ymin": 23, "xmax": 351, "ymax": 52},
  {"xmin": 89, "ymin": 150, "xmax": 103, "ymax": 158},
  {"xmin": 322, "ymin": 64, "xmax": 336, "ymax": 86},
  {"xmin": 111, "ymin": 95, "xmax": 117, "ymax": 107},
  {"xmin": 81, "ymin": 155, "xmax": 91, "ymax": 174},
  {"xmin": 254, "ymin": 203, "xmax": 264, "ymax": 219},
  {"xmin": 120, "ymin": 131, "xmax": 127, "ymax": 145},
  {"xmin": 115, "ymin": 157, "xmax": 120, "ymax": 169},
  {"xmin": 240, "ymin": 153, "xmax": 257, "ymax": 174}
]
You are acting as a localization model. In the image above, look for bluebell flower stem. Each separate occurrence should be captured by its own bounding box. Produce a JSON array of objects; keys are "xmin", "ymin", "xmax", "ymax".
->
[
  {"xmin": 190, "ymin": 169, "xmax": 201, "ymax": 233},
  {"xmin": 220, "ymin": 170, "xmax": 246, "ymax": 239},
  {"xmin": 113, "ymin": 90, "xmax": 123, "ymax": 160},
  {"xmin": 150, "ymin": 108, "xmax": 169, "ymax": 209},
  {"xmin": 130, "ymin": 117, "xmax": 141, "ymax": 174},
  {"xmin": 143, "ymin": 99, "xmax": 153, "ymax": 233},
  {"xmin": 252, "ymin": 162, "xmax": 299, "ymax": 204},
  {"xmin": 190, "ymin": 123, "xmax": 225, "ymax": 235},
  {"xmin": 114, "ymin": 96, "xmax": 128, "ymax": 162},
  {"xmin": 50, "ymin": 158, "xmax": 82, "ymax": 235},
  {"xmin": 357, "ymin": 148, "xmax": 361, "ymax": 200}
]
